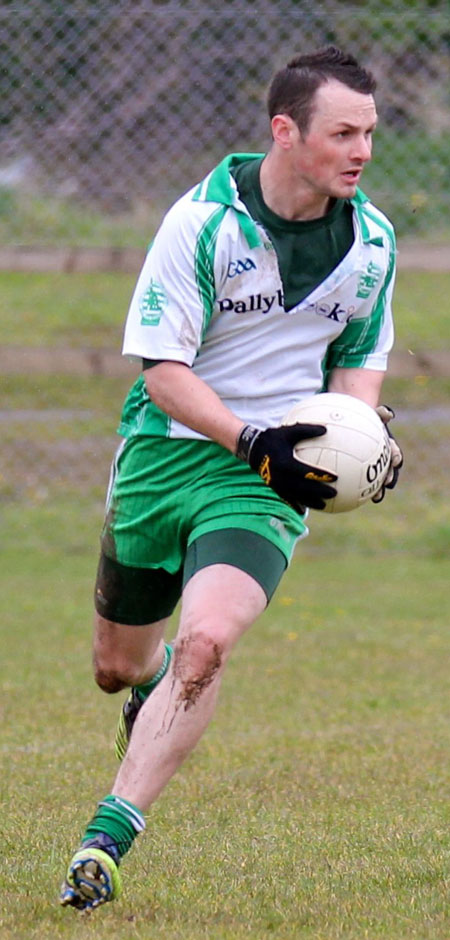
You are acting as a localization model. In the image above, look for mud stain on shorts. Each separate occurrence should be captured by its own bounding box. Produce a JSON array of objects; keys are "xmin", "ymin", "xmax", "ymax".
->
[{"xmin": 101, "ymin": 505, "xmax": 118, "ymax": 561}]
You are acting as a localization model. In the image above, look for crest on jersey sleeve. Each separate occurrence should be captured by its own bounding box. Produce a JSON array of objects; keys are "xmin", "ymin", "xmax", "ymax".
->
[
  {"xmin": 356, "ymin": 261, "xmax": 383, "ymax": 299},
  {"xmin": 139, "ymin": 279, "xmax": 169, "ymax": 325}
]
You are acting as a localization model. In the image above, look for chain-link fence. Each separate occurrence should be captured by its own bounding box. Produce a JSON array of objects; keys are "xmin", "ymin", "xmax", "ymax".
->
[{"xmin": 2, "ymin": 0, "xmax": 450, "ymax": 240}]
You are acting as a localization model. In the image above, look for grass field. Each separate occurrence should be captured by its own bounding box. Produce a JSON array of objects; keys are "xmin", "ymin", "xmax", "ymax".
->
[
  {"xmin": 1, "ymin": 487, "xmax": 449, "ymax": 939},
  {"xmin": 1, "ymin": 270, "xmax": 449, "ymax": 938}
]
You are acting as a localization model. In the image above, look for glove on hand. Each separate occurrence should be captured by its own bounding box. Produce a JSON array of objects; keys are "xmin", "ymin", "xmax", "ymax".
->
[
  {"xmin": 372, "ymin": 405, "xmax": 404, "ymax": 504},
  {"xmin": 236, "ymin": 423, "xmax": 337, "ymax": 513}
]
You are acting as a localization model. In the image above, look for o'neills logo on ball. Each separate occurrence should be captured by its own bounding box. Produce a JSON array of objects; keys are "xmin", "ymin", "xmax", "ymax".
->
[{"xmin": 366, "ymin": 440, "xmax": 391, "ymax": 483}]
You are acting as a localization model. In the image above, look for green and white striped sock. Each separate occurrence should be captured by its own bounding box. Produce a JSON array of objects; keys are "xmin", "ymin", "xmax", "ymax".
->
[{"xmin": 82, "ymin": 794, "xmax": 145, "ymax": 859}]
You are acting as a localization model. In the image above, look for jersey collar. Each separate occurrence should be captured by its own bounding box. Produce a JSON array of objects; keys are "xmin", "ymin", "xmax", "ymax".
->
[
  {"xmin": 351, "ymin": 188, "xmax": 385, "ymax": 246},
  {"xmin": 194, "ymin": 155, "xmax": 383, "ymax": 249},
  {"xmin": 193, "ymin": 153, "xmax": 265, "ymax": 248}
]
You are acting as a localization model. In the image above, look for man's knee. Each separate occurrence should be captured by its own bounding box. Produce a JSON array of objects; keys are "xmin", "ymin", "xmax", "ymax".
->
[
  {"xmin": 92, "ymin": 610, "xmax": 167, "ymax": 694},
  {"xmin": 93, "ymin": 658, "xmax": 130, "ymax": 694},
  {"xmin": 93, "ymin": 645, "xmax": 146, "ymax": 693},
  {"xmin": 172, "ymin": 630, "xmax": 225, "ymax": 691}
]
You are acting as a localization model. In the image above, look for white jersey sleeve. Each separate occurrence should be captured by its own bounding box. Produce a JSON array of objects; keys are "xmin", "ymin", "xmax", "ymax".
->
[{"xmin": 122, "ymin": 191, "xmax": 221, "ymax": 365}]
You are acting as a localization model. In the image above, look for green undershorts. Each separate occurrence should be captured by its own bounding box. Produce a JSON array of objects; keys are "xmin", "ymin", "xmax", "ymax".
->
[{"xmin": 95, "ymin": 435, "xmax": 308, "ymax": 624}]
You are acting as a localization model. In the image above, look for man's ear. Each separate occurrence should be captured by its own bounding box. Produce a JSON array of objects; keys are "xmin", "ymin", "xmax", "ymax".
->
[{"xmin": 270, "ymin": 113, "xmax": 297, "ymax": 150}]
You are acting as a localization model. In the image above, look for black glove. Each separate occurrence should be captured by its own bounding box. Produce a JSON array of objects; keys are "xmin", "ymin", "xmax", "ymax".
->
[
  {"xmin": 236, "ymin": 423, "xmax": 337, "ymax": 513},
  {"xmin": 372, "ymin": 405, "xmax": 404, "ymax": 504}
]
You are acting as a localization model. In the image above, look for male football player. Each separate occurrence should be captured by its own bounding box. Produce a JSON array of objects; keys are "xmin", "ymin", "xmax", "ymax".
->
[{"xmin": 60, "ymin": 46, "xmax": 402, "ymax": 911}]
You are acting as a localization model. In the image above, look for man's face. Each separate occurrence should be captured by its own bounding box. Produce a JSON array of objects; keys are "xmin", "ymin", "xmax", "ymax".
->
[{"xmin": 290, "ymin": 79, "xmax": 377, "ymax": 200}]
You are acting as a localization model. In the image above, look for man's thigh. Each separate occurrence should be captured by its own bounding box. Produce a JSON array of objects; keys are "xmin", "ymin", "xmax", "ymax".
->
[
  {"xmin": 183, "ymin": 528, "xmax": 288, "ymax": 605},
  {"xmin": 179, "ymin": 562, "xmax": 268, "ymax": 651},
  {"xmin": 94, "ymin": 551, "xmax": 183, "ymax": 625},
  {"xmin": 93, "ymin": 552, "xmax": 181, "ymax": 684},
  {"xmin": 93, "ymin": 524, "xmax": 286, "ymax": 634}
]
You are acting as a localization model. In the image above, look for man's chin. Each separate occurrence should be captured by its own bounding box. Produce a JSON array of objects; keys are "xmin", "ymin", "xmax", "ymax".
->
[
  {"xmin": 334, "ymin": 180, "xmax": 359, "ymax": 199},
  {"xmin": 341, "ymin": 172, "xmax": 363, "ymax": 194}
]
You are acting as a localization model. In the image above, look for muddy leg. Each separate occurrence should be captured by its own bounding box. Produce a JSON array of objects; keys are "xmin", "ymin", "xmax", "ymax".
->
[{"xmin": 111, "ymin": 563, "xmax": 267, "ymax": 810}]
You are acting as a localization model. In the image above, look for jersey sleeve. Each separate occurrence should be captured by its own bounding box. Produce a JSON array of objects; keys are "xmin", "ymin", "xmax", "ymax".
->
[
  {"xmin": 122, "ymin": 199, "xmax": 216, "ymax": 365},
  {"xmin": 323, "ymin": 236, "xmax": 396, "ymax": 375}
]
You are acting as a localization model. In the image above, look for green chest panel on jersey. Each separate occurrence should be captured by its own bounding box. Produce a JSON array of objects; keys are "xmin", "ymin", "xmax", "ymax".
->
[{"xmin": 231, "ymin": 158, "xmax": 355, "ymax": 311}]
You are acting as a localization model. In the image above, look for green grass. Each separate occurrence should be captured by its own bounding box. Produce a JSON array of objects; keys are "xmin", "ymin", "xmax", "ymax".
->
[
  {"xmin": 0, "ymin": 187, "xmax": 164, "ymax": 250},
  {"xmin": 1, "ymin": 483, "xmax": 449, "ymax": 939},
  {"xmin": 0, "ymin": 270, "xmax": 134, "ymax": 348},
  {"xmin": 393, "ymin": 272, "xmax": 450, "ymax": 353},
  {"xmin": 1, "ymin": 269, "xmax": 450, "ymax": 353}
]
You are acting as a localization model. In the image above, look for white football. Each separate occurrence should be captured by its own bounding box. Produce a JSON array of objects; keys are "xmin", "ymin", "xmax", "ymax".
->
[{"xmin": 282, "ymin": 392, "xmax": 391, "ymax": 513}]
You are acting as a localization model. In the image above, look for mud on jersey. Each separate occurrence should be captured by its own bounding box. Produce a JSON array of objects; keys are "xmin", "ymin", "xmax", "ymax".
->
[{"xmin": 121, "ymin": 153, "xmax": 396, "ymax": 440}]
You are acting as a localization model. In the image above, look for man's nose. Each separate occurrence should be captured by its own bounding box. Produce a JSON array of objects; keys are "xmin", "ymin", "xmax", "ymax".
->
[{"xmin": 351, "ymin": 134, "xmax": 372, "ymax": 163}]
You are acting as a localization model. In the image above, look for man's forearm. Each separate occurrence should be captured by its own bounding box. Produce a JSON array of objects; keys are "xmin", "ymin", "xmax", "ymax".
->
[
  {"xmin": 328, "ymin": 367, "xmax": 385, "ymax": 407},
  {"xmin": 143, "ymin": 361, "xmax": 245, "ymax": 453}
]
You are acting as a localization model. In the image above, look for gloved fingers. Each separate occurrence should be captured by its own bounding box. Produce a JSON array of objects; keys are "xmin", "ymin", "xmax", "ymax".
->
[
  {"xmin": 282, "ymin": 422, "xmax": 327, "ymax": 444},
  {"xmin": 371, "ymin": 485, "xmax": 385, "ymax": 504},
  {"xmin": 384, "ymin": 464, "xmax": 401, "ymax": 491},
  {"xmin": 383, "ymin": 439, "xmax": 403, "ymax": 488},
  {"xmin": 390, "ymin": 438, "xmax": 403, "ymax": 469},
  {"xmin": 293, "ymin": 459, "xmax": 337, "ymax": 488},
  {"xmin": 372, "ymin": 437, "xmax": 403, "ymax": 499},
  {"xmin": 375, "ymin": 404, "xmax": 395, "ymax": 425},
  {"xmin": 273, "ymin": 464, "xmax": 337, "ymax": 511}
]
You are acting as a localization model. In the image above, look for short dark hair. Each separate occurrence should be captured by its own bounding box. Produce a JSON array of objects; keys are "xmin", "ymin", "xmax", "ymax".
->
[{"xmin": 267, "ymin": 46, "xmax": 376, "ymax": 136}]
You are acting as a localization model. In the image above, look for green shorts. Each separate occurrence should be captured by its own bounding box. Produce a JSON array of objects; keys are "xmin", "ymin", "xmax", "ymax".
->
[{"xmin": 96, "ymin": 435, "xmax": 307, "ymax": 623}]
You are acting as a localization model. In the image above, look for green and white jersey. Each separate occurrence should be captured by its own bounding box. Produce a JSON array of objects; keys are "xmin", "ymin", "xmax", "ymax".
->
[{"xmin": 121, "ymin": 153, "xmax": 396, "ymax": 440}]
